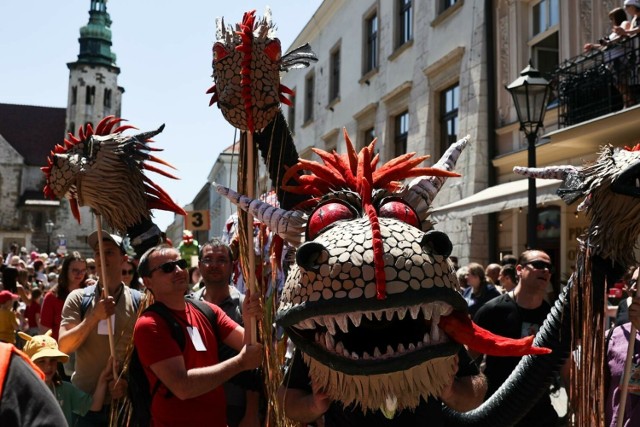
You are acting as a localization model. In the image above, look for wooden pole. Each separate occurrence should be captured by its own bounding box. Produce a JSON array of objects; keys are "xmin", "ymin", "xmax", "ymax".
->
[
  {"xmin": 616, "ymin": 286, "xmax": 640, "ymax": 426},
  {"xmin": 246, "ymin": 131, "xmax": 258, "ymax": 345},
  {"xmin": 95, "ymin": 215, "xmax": 118, "ymax": 379}
]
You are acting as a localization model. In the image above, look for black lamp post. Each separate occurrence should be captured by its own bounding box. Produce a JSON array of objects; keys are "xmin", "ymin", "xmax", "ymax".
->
[
  {"xmin": 45, "ymin": 219, "xmax": 54, "ymax": 253},
  {"xmin": 506, "ymin": 63, "xmax": 552, "ymax": 249}
]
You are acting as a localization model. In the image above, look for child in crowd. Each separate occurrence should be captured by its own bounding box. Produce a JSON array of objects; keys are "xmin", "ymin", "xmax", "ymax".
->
[
  {"xmin": 18, "ymin": 330, "xmax": 113, "ymax": 426},
  {"xmin": 0, "ymin": 290, "xmax": 19, "ymax": 344}
]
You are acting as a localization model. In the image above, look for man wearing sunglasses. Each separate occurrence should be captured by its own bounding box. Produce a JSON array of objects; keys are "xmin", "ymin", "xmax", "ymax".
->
[
  {"xmin": 472, "ymin": 250, "xmax": 561, "ymax": 427},
  {"xmin": 59, "ymin": 230, "xmax": 140, "ymax": 427},
  {"xmin": 134, "ymin": 244, "xmax": 263, "ymax": 427}
]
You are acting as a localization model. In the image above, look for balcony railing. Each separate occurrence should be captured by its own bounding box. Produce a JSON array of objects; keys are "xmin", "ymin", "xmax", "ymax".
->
[{"xmin": 555, "ymin": 35, "xmax": 640, "ymax": 127}]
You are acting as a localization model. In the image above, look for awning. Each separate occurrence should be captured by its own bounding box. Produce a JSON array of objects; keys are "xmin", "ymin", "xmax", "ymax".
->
[{"xmin": 430, "ymin": 179, "xmax": 563, "ymax": 220}]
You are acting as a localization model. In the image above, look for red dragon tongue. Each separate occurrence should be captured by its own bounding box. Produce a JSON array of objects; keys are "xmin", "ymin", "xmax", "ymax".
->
[{"xmin": 439, "ymin": 310, "xmax": 552, "ymax": 357}]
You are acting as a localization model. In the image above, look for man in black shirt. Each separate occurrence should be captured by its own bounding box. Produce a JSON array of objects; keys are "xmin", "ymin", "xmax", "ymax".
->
[{"xmin": 473, "ymin": 249, "xmax": 559, "ymax": 427}]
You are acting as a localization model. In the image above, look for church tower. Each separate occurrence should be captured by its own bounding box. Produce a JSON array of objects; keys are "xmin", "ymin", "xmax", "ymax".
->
[
  {"xmin": 66, "ymin": 0, "xmax": 124, "ymax": 134},
  {"xmin": 57, "ymin": 0, "xmax": 125, "ymax": 254}
]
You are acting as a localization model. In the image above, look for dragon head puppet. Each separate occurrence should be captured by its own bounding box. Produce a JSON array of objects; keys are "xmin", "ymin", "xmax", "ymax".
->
[
  {"xmin": 42, "ymin": 116, "xmax": 186, "ymax": 256},
  {"xmin": 217, "ymin": 133, "xmax": 550, "ymax": 413},
  {"xmin": 208, "ymin": 8, "xmax": 317, "ymax": 133}
]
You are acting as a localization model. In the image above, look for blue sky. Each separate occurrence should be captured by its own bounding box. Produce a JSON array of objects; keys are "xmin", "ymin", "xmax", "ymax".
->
[{"xmin": 0, "ymin": 1, "xmax": 322, "ymax": 231}]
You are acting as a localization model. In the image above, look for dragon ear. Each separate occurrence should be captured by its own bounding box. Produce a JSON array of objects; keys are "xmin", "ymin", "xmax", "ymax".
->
[{"xmin": 405, "ymin": 136, "xmax": 470, "ymax": 216}]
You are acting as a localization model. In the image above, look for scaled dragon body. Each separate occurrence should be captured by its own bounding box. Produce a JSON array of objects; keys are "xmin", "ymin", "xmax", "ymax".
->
[{"xmin": 515, "ymin": 144, "xmax": 640, "ymax": 426}]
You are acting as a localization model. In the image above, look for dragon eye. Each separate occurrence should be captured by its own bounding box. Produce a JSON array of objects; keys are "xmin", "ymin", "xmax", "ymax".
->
[
  {"xmin": 264, "ymin": 40, "xmax": 281, "ymax": 62},
  {"xmin": 378, "ymin": 199, "xmax": 420, "ymax": 228},
  {"xmin": 213, "ymin": 42, "xmax": 230, "ymax": 62},
  {"xmin": 307, "ymin": 201, "xmax": 356, "ymax": 240}
]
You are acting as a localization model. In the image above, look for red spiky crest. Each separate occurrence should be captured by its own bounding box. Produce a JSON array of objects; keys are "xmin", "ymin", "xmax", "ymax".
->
[
  {"xmin": 283, "ymin": 129, "xmax": 460, "ymax": 300},
  {"xmin": 282, "ymin": 129, "xmax": 460, "ymax": 197}
]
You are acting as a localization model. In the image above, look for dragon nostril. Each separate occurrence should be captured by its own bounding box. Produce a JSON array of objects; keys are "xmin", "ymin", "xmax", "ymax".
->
[
  {"xmin": 296, "ymin": 241, "xmax": 326, "ymax": 271},
  {"xmin": 421, "ymin": 230, "xmax": 453, "ymax": 258}
]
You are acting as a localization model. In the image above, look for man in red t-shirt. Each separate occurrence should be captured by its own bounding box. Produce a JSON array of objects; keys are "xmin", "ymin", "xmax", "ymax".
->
[{"xmin": 134, "ymin": 245, "xmax": 262, "ymax": 426}]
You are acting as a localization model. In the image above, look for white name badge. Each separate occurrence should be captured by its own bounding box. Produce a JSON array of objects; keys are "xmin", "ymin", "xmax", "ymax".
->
[
  {"xmin": 187, "ymin": 326, "xmax": 207, "ymax": 352},
  {"xmin": 98, "ymin": 315, "xmax": 115, "ymax": 335}
]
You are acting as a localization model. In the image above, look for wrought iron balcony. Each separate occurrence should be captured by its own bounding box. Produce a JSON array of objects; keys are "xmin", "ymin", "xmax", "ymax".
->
[{"xmin": 555, "ymin": 35, "xmax": 640, "ymax": 127}]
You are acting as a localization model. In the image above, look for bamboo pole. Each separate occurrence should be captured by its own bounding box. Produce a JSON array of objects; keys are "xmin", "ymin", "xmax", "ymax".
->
[
  {"xmin": 246, "ymin": 131, "xmax": 258, "ymax": 344},
  {"xmin": 616, "ymin": 287, "xmax": 640, "ymax": 427},
  {"xmin": 95, "ymin": 215, "xmax": 118, "ymax": 379}
]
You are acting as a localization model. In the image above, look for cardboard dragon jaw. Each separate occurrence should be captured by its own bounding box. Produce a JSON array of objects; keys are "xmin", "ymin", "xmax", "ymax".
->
[{"xmin": 217, "ymin": 135, "xmax": 470, "ymax": 412}]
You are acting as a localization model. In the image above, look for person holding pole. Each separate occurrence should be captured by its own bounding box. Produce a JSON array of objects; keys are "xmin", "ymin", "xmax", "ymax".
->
[
  {"xmin": 605, "ymin": 295, "xmax": 640, "ymax": 426},
  {"xmin": 59, "ymin": 230, "xmax": 141, "ymax": 427},
  {"xmin": 134, "ymin": 244, "xmax": 262, "ymax": 426}
]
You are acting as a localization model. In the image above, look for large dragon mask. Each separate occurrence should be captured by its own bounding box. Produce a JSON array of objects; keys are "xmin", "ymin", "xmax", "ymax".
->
[{"xmin": 218, "ymin": 133, "xmax": 549, "ymax": 413}]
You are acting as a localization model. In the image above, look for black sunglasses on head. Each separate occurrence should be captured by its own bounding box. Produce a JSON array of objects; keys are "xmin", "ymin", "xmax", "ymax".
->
[
  {"xmin": 526, "ymin": 260, "xmax": 554, "ymax": 272},
  {"xmin": 150, "ymin": 259, "xmax": 188, "ymax": 275}
]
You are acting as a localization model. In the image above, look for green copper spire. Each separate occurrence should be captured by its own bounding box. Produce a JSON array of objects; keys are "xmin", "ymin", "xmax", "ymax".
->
[{"xmin": 76, "ymin": 0, "xmax": 117, "ymax": 67}]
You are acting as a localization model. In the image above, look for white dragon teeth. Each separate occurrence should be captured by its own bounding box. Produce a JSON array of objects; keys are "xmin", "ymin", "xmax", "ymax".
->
[
  {"xmin": 324, "ymin": 333, "xmax": 335, "ymax": 351},
  {"xmin": 296, "ymin": 302, "xmax": 454, "ymax": 351},
  {"xmin": 335, "ymin": 315, "xmax": 349, "ymax": 333},
  {"xmin": 363, "ymin": 351, "xmax": 371, "ymax": 360},
  {"xmin": 335, "ymin": 341, "xmax": 344, "ymax": 354},
  {"xmin": 422, "ymin": 305, "xmax": 433, "ymax": 320},
  {"xmin": 431, "ymin": 320, "xmax": 440, "ymax": 343},
  {"xmin": 409, "ymin": 305, "xmax": 421, "ymax": 319},
  {"xmin": 325, "ymin": 317, "xmax": 336, "ymax": 335},
  {"xmin": 348, "ymin": 313, "xmax": 361, "ymax": 327},
  {"xmin": 373, "ymin": 347, "xmax": 382, "ymax": 357},
  {"xmin": 423, "ymin": 333, "xmax": 431, "ymax": 345},
  {"xmin": 432, "ymin": 308, "xmax": 441, "ymax": 325},
  {"xmin": 397, "ymin": 343, "xmax": 405, "ymax": 353}
]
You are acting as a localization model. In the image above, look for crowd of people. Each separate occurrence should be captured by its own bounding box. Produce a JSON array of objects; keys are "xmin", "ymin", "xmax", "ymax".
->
[{"xmin": 2, "ymin": 230, "xmax": 640, "ymax": 426}]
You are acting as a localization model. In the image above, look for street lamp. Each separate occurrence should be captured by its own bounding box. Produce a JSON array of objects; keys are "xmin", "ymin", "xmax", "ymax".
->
[
  {"xmin": 506, "ymin": 63, "xmax": 552, "ymax": 249},
  {"xmin": 45, "ymin": 219, "xmax": 55, "ymax": 253}
]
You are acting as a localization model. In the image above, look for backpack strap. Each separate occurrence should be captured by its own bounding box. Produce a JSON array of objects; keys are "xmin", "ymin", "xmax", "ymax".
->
[
  {"xmin": 81, "ymin": 285, "xmax": 142, "ymax": 319},
  {"xmin": 141, "ymin": 302, "xmax": 187, "ymax": 400},
  {"xmin": 144, "ymin": 303, "xmax": 186, "ymax": 350},
  {"xmin": 129, "ymin": 288, "xmax": 142, "ymax": 312},
  {"xmin": 80, "ymin": 285, "xmax": 97, "ymax": 320},
  {"xmin": 186, "ymin": 298, "xmax": 220, "ymax": 343}
]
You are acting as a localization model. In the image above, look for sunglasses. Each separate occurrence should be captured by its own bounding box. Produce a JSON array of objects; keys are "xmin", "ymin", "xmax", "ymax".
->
[
  {"xmin": 526, "ymin": 261, "xmax": 554, "ymax": 273},
  {"xmin": 149, "ymin": 258, "xmax": 188, "ymax": 275},
  {"xmin": 122, "ymin": 269, "xmax": 134, "ymax": 276}
]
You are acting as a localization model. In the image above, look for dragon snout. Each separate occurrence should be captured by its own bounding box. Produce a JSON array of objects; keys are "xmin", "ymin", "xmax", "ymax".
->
[
  {"xmin": 296, "ymin": 241, "xmax": 326, "ymax": 271},
  {"xmin": 420, "ymin": 230, "xmax": 453, "ymax": 258}
]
